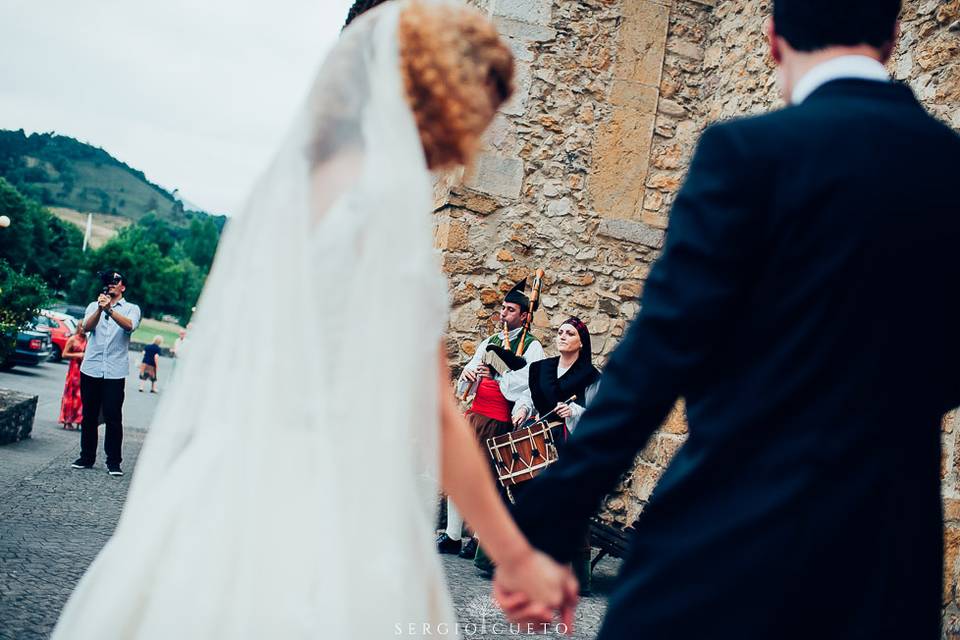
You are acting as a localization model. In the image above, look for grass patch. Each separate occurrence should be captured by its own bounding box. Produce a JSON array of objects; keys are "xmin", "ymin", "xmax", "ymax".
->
[{"xmin": 132, "ymin": 318, "xmax": 183, "ymax": 347}]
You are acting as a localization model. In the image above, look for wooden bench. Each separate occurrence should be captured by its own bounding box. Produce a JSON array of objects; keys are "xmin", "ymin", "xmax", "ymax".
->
[{"xmin": 588, "ymin": 517, "xmax": 634, "ymax": 569}]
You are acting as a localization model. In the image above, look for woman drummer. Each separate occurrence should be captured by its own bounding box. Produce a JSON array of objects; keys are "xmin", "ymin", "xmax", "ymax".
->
[{"xmin": 502, "ymin": 316, "xmax": 600, "ymax": 595}]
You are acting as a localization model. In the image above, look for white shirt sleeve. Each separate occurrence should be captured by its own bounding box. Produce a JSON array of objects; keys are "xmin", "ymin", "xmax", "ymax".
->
[
  {"xmin": 511, "ymin": 383, "xmax": 535, "ymax": 422},
  {"xmin": 456, "ymin": 336, "xmax": 490, "ymax": 396},
  {"xmin": 521, "ymin": 339, "xmax": 546, "ymax": 364},
  {"xmin": 84, "ymin": 301, "xmax": 99, "ymax": 331},
  {"xmin": 565, "ymin": 379, "xmax": 600, "ymax": 434},
  {"xmin": 125, "ymin": 304, "xmax": 142, "ymax": 334},
  {"xmin": 502, "ymin": 339, "xmax": 542, "ymax": 421}
]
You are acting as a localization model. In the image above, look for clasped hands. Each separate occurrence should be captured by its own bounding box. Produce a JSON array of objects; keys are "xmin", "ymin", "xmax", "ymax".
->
[{"xmin": 493, "ymin": 548, "xmax": 579, "ymax": 634}]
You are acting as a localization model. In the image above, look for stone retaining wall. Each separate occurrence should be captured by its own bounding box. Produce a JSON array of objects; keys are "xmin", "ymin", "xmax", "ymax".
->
[{"xmin": 0, "ymin": 388, "xmax": 38, "ymax": 445}]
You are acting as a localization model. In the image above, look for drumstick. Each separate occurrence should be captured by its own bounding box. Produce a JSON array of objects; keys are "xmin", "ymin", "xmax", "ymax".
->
[{"xmin": 528, "ymin": 395, "xmax": 577, "ymax": 429}]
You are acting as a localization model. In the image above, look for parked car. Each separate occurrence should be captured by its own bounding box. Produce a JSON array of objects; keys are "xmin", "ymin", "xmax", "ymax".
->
[
  {"xmin": 35, "ymin": 311, "xmax": 78, "ymax": 362},
  {"xmin": 50, "ymin": 304, "xmax": 88, "ymax": 322},
  {"xmin": 11, "ymin": 327, "xmax": 52, "ymax": 366}
]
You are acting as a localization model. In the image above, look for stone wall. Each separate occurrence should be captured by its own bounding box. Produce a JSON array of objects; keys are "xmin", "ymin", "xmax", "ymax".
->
[{"xmin": 438, "ymin": 0, "xmax": 959, "ymax": 618}]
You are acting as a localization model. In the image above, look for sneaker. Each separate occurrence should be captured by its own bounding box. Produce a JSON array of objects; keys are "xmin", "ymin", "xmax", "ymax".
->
[
  {"xmin": 107, "ymin": 465, "xmax": 124, "ymax": 477},
  {"xmin": 458, "ymin": 537, "xmax": 479, "ymax": 559},
  {"xmin": 71, "ymin": 459, "xmax": 93, "ymax": 469},
  {"xmin": 436, "ymin": 532, "xmax": 462, "ymax": 555}
]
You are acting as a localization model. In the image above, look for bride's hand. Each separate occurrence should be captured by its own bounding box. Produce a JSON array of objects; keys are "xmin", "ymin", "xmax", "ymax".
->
[{"xmin": 493, "ymin": 549, "xmax": 579, "ymax": 633}]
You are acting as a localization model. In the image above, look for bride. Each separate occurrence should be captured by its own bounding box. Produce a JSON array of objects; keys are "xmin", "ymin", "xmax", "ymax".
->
[{"xmin": 52, "ymin": 1, "xmax": 576, "ymax": 638}]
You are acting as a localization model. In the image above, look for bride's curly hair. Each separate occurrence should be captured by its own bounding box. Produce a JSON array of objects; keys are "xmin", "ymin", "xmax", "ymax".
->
[{"xmin": 399, "ymin": 1, "xmax": 514, "ymax": 169}]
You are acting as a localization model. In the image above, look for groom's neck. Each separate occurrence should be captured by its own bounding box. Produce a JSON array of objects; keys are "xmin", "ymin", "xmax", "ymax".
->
[{"xmin": 778, "ymin": 44, "xmax": 887, "ymax": 103}]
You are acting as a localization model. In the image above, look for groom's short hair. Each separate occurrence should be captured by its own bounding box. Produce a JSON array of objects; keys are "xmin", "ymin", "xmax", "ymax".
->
[{"xmin": 774, "ymin": 0, "xmax": 902, "ymax": 52}]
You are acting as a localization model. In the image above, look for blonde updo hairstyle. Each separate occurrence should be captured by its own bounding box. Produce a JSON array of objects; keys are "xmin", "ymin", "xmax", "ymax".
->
[{"xmin": 398, "ymin": 1, "xmax": 514, "ymax": 170}]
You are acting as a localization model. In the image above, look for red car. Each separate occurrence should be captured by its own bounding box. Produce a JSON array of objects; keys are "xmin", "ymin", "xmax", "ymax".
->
[{"xmin": 34, "ymin": 311, "xmax": 78, "ymax": 362}]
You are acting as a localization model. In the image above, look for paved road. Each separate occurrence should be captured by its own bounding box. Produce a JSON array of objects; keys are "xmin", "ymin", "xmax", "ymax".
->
[{"xmin": 0, "ymin": 355, "xmax": 618, "ymax": 639}]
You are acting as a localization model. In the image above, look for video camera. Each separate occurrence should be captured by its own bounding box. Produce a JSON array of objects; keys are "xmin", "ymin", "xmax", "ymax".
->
[{"xmin": 98, "ymin": 270, "xmax": 124, "ymax": 296}]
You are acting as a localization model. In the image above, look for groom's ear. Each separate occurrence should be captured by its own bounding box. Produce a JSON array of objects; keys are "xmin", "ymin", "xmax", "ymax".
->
[{"xmin": 766, "ymin": 17, "xmax": 783, "ymax": 65}]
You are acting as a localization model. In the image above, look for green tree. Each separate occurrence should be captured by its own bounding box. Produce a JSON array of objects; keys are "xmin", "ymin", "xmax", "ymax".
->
[
  {"xmin": 136, "ymin": 212, "xmax": 180, "ymax": 256},
  {"xmin": 182, "ymin": 217, "xmax": 219, "ymax": 271},
  {"xmin": 0, "ymin": 178, "xmax": 83, "ymax": 295}
]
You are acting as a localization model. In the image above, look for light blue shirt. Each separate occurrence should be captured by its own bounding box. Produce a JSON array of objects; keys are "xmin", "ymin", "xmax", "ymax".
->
[{"xmin": 80, "ymin": 298, "xmax": 141, "ymax": 379}]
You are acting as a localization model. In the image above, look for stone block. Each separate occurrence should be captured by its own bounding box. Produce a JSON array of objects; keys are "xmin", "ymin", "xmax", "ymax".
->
[
  {"xmin": 657, "ymin": 98, "xmax": 687, "ymax": 118},
  {"xmin": 544, "ymin": 198, "xmax": 573, "ymax": 217},
  {"xmin": 947, "ymin": 498, "xmax": 960, "ymax": 522},
  {"xmin": 597, "ymin": 219, "xmax": 665, "ymax": 249},
  {"xmin": 590, "ymin": 83, "xmax": 659, "ymax": 221},
  {"xmin": 464, "ymin": 152, "xmax": 524, "ymax": 199},
  {"xmin": 442, "ymin": 254, "xmax": 483, "ymax": 276},
  {"xmin": 947, "ymin": 525, "xmax": 960, "ymax": 604},
  {"xmin": 450, "ymin": 299, "xmax": 482, "ymax": 332},
  {"xmin": 629, "ymin": 462, "xmax": 663, "ymax": 502},
  {"xmin": 490, "ymin": 0, "xmax": 552, "ymax": 26},
  {"xmin": 640, "ymin": 433, "xmax": 685, "ymax": 467},
  {"xmin": 501, "ymin": 62, "xmax": 532, "ymax": 116},
  {"xmin": 572, "ymin": 290, "xmax": 598, "ymax": 309},
  {"xmin": 667, "ymin": 39, "xmax": 705, "ymax": 61},
  {"xmin": 617, "ymin": 0, "xmax": 670, "ymax": 88},
  {"xmin": 492, "ymin": 16, "xmax": 557, "ymax": 42},
  {"xmin": 452, "ymin": 283, "xmax": 477, "ymax": 306},
  {"xmin": 0, "ymin": 389, "xmax": 38, "ymax": 446},
  {"xmin": 662, "ymin": 400, "xmax": 688, "ymax": 435},
  {"xmin": 434, "ymin": 217, "xmax": 470, "ymax": 251}
]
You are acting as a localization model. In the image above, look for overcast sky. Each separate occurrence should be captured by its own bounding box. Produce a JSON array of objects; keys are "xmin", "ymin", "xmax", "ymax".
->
[{"xmin": 0, "ymin": 0, "xmax": 356, "ymax": 215}]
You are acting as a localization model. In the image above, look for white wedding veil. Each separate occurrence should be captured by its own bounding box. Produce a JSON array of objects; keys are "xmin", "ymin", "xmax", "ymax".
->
[{"xmin": 53, "ymin": 2, "xmax": 456, "ymax": 638}]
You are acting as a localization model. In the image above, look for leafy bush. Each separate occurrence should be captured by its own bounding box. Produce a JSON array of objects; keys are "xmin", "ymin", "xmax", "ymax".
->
[{"xmin": 0, "ymin": 260, "xmax": 50, "ymax": 366}]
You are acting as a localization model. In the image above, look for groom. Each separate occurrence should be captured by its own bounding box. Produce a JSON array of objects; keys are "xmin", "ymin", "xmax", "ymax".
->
[{"xmin": 497, "ymin": 0, "xmax": 960, "ymax": 637}]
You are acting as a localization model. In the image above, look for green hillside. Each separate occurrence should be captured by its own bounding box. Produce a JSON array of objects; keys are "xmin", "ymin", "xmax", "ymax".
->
[{"xmin": 0, "ymin": 129, "xmax": 223, "ymax": 229}]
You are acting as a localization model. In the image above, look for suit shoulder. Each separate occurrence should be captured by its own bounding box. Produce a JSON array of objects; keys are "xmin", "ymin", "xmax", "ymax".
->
[{"xmin": 702, "ymin": 108, "xmax": 804, "ymax": 147}]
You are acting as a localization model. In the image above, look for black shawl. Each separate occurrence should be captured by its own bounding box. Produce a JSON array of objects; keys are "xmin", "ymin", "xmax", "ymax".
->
[{"xmin": 528, "ymin": 356, "xmax": 600, "ymax": 418}]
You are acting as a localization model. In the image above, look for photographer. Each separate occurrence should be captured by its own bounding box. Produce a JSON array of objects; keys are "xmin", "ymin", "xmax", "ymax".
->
[{"xmin": 71, "ymin": 269, "xmax": 141, "ymax": 476}]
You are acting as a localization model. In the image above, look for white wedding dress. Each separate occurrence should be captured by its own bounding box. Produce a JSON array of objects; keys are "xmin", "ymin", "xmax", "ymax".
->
[{"xmin": 52, "ymin": 3, "xmax": 458, "ymax": 638}]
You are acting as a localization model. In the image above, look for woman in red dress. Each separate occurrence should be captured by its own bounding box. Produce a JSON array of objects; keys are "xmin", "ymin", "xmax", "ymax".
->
[{"xmin": 58, "ymin": 324, "xmax": 87, "ymax": 430}]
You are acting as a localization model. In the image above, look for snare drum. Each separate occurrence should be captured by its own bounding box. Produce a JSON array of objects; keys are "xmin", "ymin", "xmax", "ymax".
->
[{"xmin": 486, "ymin": 421, "xmax": 561, "ymax": 488}]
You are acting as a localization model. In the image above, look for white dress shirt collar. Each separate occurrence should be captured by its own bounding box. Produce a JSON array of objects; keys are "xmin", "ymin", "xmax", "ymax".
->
[{"xmin": 791, "ymin": 55, "xmax": 890, "ymax": 105}]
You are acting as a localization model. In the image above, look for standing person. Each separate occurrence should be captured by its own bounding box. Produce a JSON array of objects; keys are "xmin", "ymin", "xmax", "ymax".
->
[
  {"xmin": 497, "ymin": 0, "xmax": 960, "ymax": 637},
  {"xmin": 71, "ymin": 269, "xmax": 141, "ymax": 477},
  {"xmin": 138, "ymin": 336, "xmax": 163, "ymax": 393},
  {"xmin": 58, "ymin": 324, "xmax": 87, "ymax": 430},
  {"xmin": 507, "ymin": 316, "xmax": 600, "ymax": 594},
  {"xmin": 171, "ymin": 329, "xmax": 186, "ymax": 359},
  {"xmin": 170, "ymin": 328, "xmax": 187, "ymax": 383},
  {"xmin": 436, "ymin": 280, "xmax": 546, "ymax": 562},
  {"xmin": 52, "ymin": 4, "xmax": 576, "ymax": 639}
]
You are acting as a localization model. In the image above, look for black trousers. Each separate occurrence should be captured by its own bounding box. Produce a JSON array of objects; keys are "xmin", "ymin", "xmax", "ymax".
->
[{"xmin": 79, "ymin": 373, "xmax": 125, "ymax": 466}]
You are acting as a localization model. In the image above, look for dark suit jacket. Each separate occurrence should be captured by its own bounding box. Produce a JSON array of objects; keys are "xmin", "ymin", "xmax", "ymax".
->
[{"xmin": 513, "ymin": 79, "xmax": 960, "ymax": 639}]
